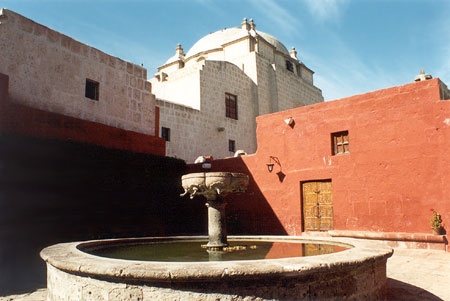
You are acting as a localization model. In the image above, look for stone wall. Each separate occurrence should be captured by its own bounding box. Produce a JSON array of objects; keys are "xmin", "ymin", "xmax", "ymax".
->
[
  {"xmin": 45, "ymin": 258, "xmax": 389, "ymax": 300},
  {"xmin": 199, "ymin": 60, "xmax": 257, "ymax": 158},
  {"xmin": 157, "ymin": 99, "xmax": 202, "ymax": 160},
  {"xmin": 152, "ymin": 64, "xmax": 201, "ymax": 110},
  {"xmin": 42, "ymin": 237, "xmax": 392, "ymax": 300},
  {"xmin": 0, "ymin": 72, "xmax": 165, "ymax": 156},
  {"xmin": 257, "ymin": 38, "xmax": 275, "ymax": 62},
  {"xmin": 275, "ymin": 62, "xmax": 324, "ymax": 111},
  {"xmin": 299, "ymin": 65, "xmax": 314, "ymax": 84},
  {"xmin": 157, "ymin": 60, "xmax": 257, "ymax": 162},
  {"xmin": 0, "ymin": 9, "xmax": 156, "ymax": 136},
  {"xmin": 254, "ymin": 55, "xmax": 323, "ymax": 116}
]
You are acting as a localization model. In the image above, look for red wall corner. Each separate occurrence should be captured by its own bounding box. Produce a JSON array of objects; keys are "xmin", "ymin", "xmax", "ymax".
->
[{"xmin": 194, "ymin": 79, "xmax": 450, "ymax": 236}]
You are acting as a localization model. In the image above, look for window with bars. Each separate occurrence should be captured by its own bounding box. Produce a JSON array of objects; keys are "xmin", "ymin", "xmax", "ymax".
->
[
  {"xmin": 228, "ymin": 139, "xmax": 236, "ymax": 153},
  {"xmin": 85, "ymin": 79, "xmax": 99, "ymax": 100},
  {"xmin": 225, "ymin": 93, "xmax": 238, "ymax": 120},
  {"xmin": 331, "ymin": 131, "xmax": 349, "ymax": 155},
  {"xmin": 161, "ymin": 127, "xmax": 170, "ymax": 142}
]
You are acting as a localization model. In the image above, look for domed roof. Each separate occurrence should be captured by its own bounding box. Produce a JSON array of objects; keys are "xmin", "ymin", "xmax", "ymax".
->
[
  {"xmin": 164, "ymin": 54, "xmax": 180, "ymax": 65},
  {"xmin": 184, "ymin": 27, "xmax": 290, "ymax": 59},
  {"xmin": 185, "ymin": 27, "xmax": 247, "ymax": 58},
  {"xmin": 256, "ymin": 31, "xmax": 289, "ymax": 56},
  {"xmin": 164, "ymin": 44, "xmax": 185, "ymax": 65}
]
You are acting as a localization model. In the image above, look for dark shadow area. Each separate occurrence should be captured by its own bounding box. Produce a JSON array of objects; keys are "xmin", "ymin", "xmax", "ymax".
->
[
  {"xmin": 387, "ymin": 278, "xmax": 442, "ymax": 300},
  {"xmin": 188, "ymin": 157, "xmax": 287, "ymax": 235},
  {"xmin": 276, "ymin": 171, "xmax": 286, "ymax": 183},
  {"xmin": 0, "ymin": 133, "xmax": 206, "ymax": 296},
  {"xmin": 288, "ymin": 119, "xmax": 295, "ymax": 128}
]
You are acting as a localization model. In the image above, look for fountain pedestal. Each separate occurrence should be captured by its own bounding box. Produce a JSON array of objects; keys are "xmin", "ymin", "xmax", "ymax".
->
[
  {"xmin": 206, "ymin": 198, "xmax": 227, "ymax": 249},
  {"xmin": 181, "ymin": 172, "xmax": 249, "ymax": 250}
]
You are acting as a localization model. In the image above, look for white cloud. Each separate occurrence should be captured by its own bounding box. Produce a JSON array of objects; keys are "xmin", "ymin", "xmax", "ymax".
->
[
  {"xmin": 301, "ymin": 32, "xmax": 404, "ymax": 101},
  {"xmin": 435, "ymin": 16, "xmax": 450, "ymax": 85},
  {"xmin": 303, "ymin": 0, "xmax": 348, "ymax": 22},
  {"xmin": 248, "ymin": 0, "xmax": 302, "ymax": 36}
]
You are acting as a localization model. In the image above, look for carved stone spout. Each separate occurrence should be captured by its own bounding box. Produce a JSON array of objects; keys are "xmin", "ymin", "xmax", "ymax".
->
[{"xmin": 181, "ymin": 172, "xmax": 249, "ymax": 250}]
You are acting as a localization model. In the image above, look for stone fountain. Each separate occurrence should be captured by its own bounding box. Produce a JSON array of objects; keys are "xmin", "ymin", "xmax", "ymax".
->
[
  {"xmin": 180, "ymin": 172, "xmax": 249, "ymax": 250},
  {"xmin": 40, "ymin": 171, "xmax": 393, "ymax": 300}
]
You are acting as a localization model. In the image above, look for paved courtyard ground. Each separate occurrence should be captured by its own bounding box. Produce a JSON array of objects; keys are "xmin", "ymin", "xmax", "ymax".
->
[
  {"xmin": 1, "ymin": 248, "xmax": 449, "ymax": 300},
  {"xmin": 386, "ymin": 249, "xmax": 450, "ymax": 300}
]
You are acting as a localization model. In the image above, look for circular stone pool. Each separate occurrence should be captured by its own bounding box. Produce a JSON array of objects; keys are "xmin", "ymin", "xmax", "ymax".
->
[
  {"xmin": 83, "ymin": 239, "xmax": 350, "ymax": 262},
  {"xmin": 41, "ymin": 236, "xmax": 393, "ymax": 300}
]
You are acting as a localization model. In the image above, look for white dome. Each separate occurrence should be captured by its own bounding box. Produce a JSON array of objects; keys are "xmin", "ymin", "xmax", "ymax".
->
[
  {"xmin": 184, "ymin": 27, "xmax": 290, "ymax": 59},
  {"xmin": 164, "ymin": 54, "xmax": 180, "ymax": 65},
  {"xmin": 185, "ymin": 27, "xmax": 247, "ymax": 58},
  {"xmin": 256, "ymin": 31, "xmax": 289, "ymax": 56}
]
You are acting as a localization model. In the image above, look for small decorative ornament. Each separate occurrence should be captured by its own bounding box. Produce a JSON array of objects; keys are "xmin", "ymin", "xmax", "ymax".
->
[{"xmin": 284, "ymin": 117, "xmax": 295, "ymax": 127}]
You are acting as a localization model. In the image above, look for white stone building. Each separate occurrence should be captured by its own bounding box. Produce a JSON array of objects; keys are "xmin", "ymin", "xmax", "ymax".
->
[{"xmin": 152, "ymin": 18, "xmax": 324, "ymax": 162}]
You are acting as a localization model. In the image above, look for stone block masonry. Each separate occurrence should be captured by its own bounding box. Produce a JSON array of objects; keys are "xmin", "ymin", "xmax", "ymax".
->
[
  {"xmin": 0, "ymin": 9, "xmax": 156, "ymax": 136},
  {"xmin": 41, "ymin": 237, "xmax": 392, "ymax": 300},
  {"xmin": 0, "ymin": 72, "xmax": 165, "ymax": 156},
  {"xmin": 157, "ymin": 60, "xmax": 257, "ymax": 162}
]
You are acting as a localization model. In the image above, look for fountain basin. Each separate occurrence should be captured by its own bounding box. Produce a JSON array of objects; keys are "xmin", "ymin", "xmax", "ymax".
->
[
  {"xmin": 181, "ymin": 172, "xmax": 250, "ymax": 250},
  {"xmin": 40, "ymin": 236, "xmax": 393, "ymax": 300},
  {"xmin": 181, "ymin": 172, "xmax": 249, "ymax": 199}
]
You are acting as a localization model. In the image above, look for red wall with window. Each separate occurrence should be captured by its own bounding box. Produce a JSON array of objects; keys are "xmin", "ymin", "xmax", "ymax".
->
[{"xmin": 190, "ymin": 78, "xmax": 450, "ymax": 235}]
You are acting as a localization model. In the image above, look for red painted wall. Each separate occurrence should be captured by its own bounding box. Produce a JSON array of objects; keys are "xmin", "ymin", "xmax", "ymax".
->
[
  {"xmin": 0, "ymin": 73, "xmax": 165, "ymax": 156},
  {"xmin": 190, "ymin": 79, "xmax": 450, "ymax": 235}
]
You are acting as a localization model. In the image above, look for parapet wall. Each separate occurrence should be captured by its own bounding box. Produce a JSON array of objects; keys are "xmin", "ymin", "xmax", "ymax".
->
[{"xmin": 0, "ymin": 9, "xmax": 156, "ymax": 136}]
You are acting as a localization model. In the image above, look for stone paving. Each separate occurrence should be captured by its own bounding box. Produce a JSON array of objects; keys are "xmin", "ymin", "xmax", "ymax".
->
[
  {"xmin": 386, "ymin": 249, "xmax": 450, "ymax": 300},
  {"xmin": 1, "ymin": 248, "xmax": 449, "ymax": 300}
]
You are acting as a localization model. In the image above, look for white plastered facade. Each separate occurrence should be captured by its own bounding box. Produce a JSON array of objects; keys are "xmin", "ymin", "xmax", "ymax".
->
[{"xmin": 152, "ymin": 19, "xmax": 324, "ymax": 163}]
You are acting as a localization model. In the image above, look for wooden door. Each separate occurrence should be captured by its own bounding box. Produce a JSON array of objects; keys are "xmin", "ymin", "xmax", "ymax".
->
[{"xmin": 302, "ymin": 180, "xmax": 333, "ymax": 231}]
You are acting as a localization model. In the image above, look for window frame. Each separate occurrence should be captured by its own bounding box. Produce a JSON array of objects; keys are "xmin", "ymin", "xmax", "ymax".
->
[
  {"xmin": 286, "ymin": 60, "xmax": 294, "ymax": 72},
  {"xmin": 161, "ymin": 127, "xmax": 170, "ymax": 142},
  {"xmin": 331, "ymin": 131, "xmax": 349, "ymax": 155},
  {"xmin": 85, "ymin": 79, "xmax": 99, "ymax": 101},
  {"xmin": 225, "ymin": 93, "xmax": 238, "ymax": 120},
  {"xmin": 228, "ymin": 139, "xmax": 236, "ymax": 153}
]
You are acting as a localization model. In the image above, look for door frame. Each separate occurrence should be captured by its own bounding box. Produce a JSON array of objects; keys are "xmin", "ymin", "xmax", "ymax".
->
[{"xmin": 300, "ymin": 179, "xmax": 333, "ymax": 232}]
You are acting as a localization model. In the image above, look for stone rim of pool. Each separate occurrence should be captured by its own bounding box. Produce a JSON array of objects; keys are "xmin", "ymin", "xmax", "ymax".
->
[{"xmin": 41, "ymin": 235, "xmax": 393, "ymax": 283}]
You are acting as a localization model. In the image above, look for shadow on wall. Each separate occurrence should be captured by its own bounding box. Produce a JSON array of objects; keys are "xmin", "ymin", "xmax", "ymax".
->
[
  {"xmin": 188, "ymin": 157, "xmax": 287, "ymax": 235},
  {"xmin": 0, "ymin": 133, "xmax": 207, "ymax": 296}
]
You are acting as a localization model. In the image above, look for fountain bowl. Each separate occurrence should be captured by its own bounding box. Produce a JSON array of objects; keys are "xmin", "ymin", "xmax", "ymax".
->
[
  {"xmin": 181, "ymin": 172, "xmax": 249, "ymax": 199},
  {"xmin": 40, "ymin": 235, "xmax": 393, "ymax": 300}
]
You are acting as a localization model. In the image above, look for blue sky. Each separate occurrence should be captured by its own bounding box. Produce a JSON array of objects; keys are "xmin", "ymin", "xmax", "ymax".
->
[{"xmin": 2, "ymin": 0, "xmax": 449, "ymax": 101}]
